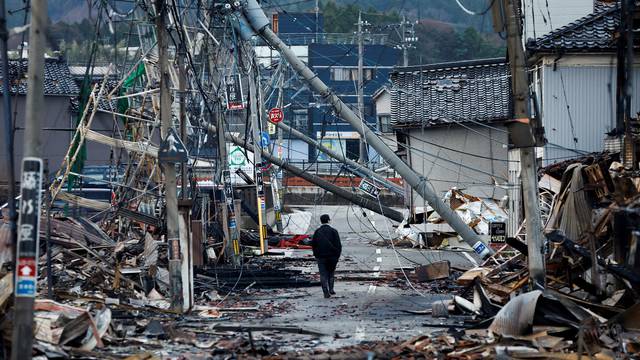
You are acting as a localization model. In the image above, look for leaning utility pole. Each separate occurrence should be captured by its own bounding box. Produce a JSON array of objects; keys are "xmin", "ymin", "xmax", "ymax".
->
[
  {"xmin": 497, "ymin": 0, "xmax": 546, "ymax": 289},
  {"xmin": 274, "ymin": 119, "xmax": 403, "ymax": 194},
  {"xmin": 620, "ymin": 0, "xmax": 636, "ymax": 169},
  {"xmin": 271, "ymin": 73, "xmax": 285, "ymax": 233},
  {"xmin": 155, "ymin": 1, "xmax": 184, "ymax": 312},
  {"xmin": 248, "ymin": 57, "xmax": 268, "ymax": 254},
  {"xmin": 12, "ymin": 1, "xmax": 47, "ymax": 359},
  {"xmin": 240, "ymin": 0, "xmax": 492, "ymax": 258},
  {"xmin": 219, "ymin": 110, "xmax": 241, "ymax": 265},
  {"xmin": 357, "ymin": 11, "xmax": 368, "ymax": 165},
  {"xmin": 178, "ymin": 47, "xmax": 188, "ymax": 199},
  {"xmin": 205, "ymin": 123, "xmax": 405, "ymax": 222}
]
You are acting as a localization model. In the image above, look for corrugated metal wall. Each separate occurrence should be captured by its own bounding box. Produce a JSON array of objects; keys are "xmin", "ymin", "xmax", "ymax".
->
[{"xmin": 541, "ymin": 64, "xmax": 640, "ymax": 164}]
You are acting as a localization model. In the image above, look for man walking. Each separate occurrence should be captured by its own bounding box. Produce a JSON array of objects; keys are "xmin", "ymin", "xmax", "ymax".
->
[{"xmin": 311, "ymin": 214, "xmax": 342, "ymax": 298}]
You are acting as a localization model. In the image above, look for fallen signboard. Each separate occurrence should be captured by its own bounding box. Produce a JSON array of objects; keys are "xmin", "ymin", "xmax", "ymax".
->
[{"xmin": 359, "ymin": 179, "xmax": 381, "ymax": 198}]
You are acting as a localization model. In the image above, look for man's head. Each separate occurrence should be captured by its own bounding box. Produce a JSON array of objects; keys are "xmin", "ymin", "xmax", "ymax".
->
[{"xmin": 320, "ymin": 214, "xmax": 331, "ymax": 224}]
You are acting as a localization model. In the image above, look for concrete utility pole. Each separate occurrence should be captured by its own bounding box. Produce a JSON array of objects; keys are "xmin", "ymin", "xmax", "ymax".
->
[
  {"xmin": 155, "ymin": 1, "xmax": 184, "ymax": 312},
  {"xmin": 240, "ymin": 1, "xmax": 492, "ymax": 257},
  {"xmin": 0, "ymin": 0, "xmax": 16, "ymax": 270},
  {"xmin": 315, "ymin": 0, "xmax": 320, "ymax": 43},
  {"xmin": 401, "ymin": 15, "xmax": 408, "ymax": 67},
  {"xmin": 399, "ymin": 15, "xmax": 416, "ymax": 67},
  {"xmin": 248, "ymin": 58, "xmax": 268, "ymax": 254},
  {"xmin": 357, "ymin": 11, "xmax": 368, "ymax": 165},
  {"xmin": 500, "ymin": 0, "xmax": 546, "ymax": 289},
  {"xmin": 620, "ymin": 0, "xmax": 636, "ymax": 169},
  {"xmin": 12, "ymin": 1, "xmax": 47, "ymax": 359},
  {"xmin": 218, "ymin": 110, "xmax": 241, "ymax": 265},
  {"xmin": 176, "ymin": 41, "xmax": 193, "ymax": 311},
  {"xmin": 178, "ymin": 47, "xmax": 187, "ymax": 199}
]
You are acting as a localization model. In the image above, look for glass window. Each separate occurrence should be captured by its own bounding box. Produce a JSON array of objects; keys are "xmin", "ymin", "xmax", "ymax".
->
[
  {"xmin": 293, "ymin": 109, "xmax": 308, "ymax": 133},
  {"xmin": 330, "ymin": 68, "xmax": 374, "ymax": 81},
  {"xmin": 378, "ymin": 115, "xmax": 392, "ymax": 133},
  {"xmin": 330, "ymin": 68, "xmax": 350, "ymax": 81}
]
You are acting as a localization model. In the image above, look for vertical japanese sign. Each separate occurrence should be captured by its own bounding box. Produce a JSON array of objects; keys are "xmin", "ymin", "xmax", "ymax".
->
[
  {"xmin": 269, "ymin": 171, "xmax": 283, "ymax": 232},
  {"xmin": 224, "ymin": 74, "xmax": 245, "ymax": 110},
  {"xmin": 223, "ymin": 170, "xmax": 241, "ymax": 256},
  {"xmin": 15, "ymin": 158, "xmax": 43, "ymax": 297},
  {"xmin": 255, "ymin": 166, "xmax": 267, "ymax": 254}
]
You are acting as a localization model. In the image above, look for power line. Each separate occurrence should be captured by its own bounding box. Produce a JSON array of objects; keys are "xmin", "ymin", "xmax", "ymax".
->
[{"xmin": 455, "ymin": 0, "xmax": 496, "ymax": 16}]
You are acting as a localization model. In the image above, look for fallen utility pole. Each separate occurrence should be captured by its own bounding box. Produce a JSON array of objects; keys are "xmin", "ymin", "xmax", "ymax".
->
[
  {"xmin": 206, "ymin": 124, "xmax": 404, "ymax": 222},
  {"xmin": 155, "ymin": 1, "xmax": 184, "ymax": 313},
  {"xmin": 239, "ymin": 2, "xmax": 491, "ymax": 257},
  {"xmin": 496, "ymin": 0, "xmax": 546, "ymax": 289},
  {"xmin": 12, "ymin": 1, "xmax": 47, "ymax": 359},
  {"xmin": 274, "ymin": 119, "xmax": 404, "ymax": 194}
]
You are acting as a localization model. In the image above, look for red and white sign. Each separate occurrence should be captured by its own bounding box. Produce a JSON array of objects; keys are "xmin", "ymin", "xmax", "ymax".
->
[
  {"xmin": 17, "ymin": 257, "xmax": 36, "ymax": 278},
  {"xmin": 268, "ymin": 108, "xmax": 284, "ymax": 123}
]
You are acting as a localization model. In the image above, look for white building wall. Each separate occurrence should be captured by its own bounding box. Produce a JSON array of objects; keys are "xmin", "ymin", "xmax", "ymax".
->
[
  {"xmin": 405, "ymin": 124, "xmax": 509, "ymax": 206},
  {"xmin": 538, "ymin": 55, "xmax": 640, "ymax": 164}
]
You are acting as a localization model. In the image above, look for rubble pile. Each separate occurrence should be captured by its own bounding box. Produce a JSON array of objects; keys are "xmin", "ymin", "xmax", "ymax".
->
[{"xmin": 378, "ymin": 152, "xmax": 640, "ymax": 359}]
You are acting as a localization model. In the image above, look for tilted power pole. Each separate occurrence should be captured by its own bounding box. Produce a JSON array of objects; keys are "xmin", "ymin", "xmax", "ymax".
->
[
  {"xmin": 12, "ymin": 1, "xmax": 47, "ymax": 359},
  {"xmin": 206, "ymin": 123, "xmax": 405, "ymax": 222},
  {"xmin": 357, "ymin": 11, "xmax": 368, "ymax": 165},
  {"xmin": 155, "ymin": 1, "xmax": 184, "ymax": 312},
  {"xmin": 496, "ymin": 0, "xmax": 546, "ymax": 289},
  {"xmin": 248, "ymin": 54, "xmax": 268, "ymax": 254},
  {"xmin": 0, "ymin": 0, "xmax": 17, "ymax": 273},
  {"xmin": 239, "ymin": 0, "xmax": 492, "ymax": 258}
]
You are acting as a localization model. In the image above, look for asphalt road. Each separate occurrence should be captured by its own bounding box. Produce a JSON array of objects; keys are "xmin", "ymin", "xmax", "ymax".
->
[{"xmin": 225, "ymin": 205, "xmax": 481, "ymax": 351}]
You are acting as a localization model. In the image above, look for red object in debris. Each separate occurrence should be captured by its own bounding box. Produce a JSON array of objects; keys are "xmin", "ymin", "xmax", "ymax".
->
[
  {"xmin": 268, "ymin": 108, "xmax": 284, "ymax": 123},
  {"xmin": 276, "ymin": 234, "xmax": 311, "ymax": 249}
]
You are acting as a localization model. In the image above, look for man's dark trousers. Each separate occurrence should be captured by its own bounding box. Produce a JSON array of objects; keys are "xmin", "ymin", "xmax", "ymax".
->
[{"xmin": 317, "ymin": 257, "xmax": 338, "ymax": 297}]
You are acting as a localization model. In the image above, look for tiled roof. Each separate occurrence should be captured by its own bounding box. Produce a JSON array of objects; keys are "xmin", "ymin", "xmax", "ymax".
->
[
  {"xmin": 0, "ymin": 58, "xmax": 80, "ymax": 96},
  {"xmin": 527, "ymin": 4, "xmax": 619, "ymax": 52},
  {"xmin": 390, "ymin": 58, "xmax": 512, "ymax": 129}
]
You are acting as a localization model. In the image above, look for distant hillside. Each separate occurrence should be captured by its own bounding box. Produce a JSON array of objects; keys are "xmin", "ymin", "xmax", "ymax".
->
[
  {"xmin": 5, "ymin": 0, "xmax": 495, "ymax": 31},
  {"xmin": 277, "ymin": 0, "xmax": 496, "ymax": 32},
  {"xmin": 4, "ymin": 0, "xmax": 502, "ymax": 65}
]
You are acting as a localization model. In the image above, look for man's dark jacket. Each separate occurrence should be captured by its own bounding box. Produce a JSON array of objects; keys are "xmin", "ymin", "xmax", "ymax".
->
[{"xmin": 311, "ymin": 224, "xmax": 342, "ymax": 259}]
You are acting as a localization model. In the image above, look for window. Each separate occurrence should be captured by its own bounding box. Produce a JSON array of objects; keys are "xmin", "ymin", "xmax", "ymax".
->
[
  {"xmin": 364, "ymin": 103, "xmax": 375, "ymax": 117},
  {"xmin": 345, "ymin": 139, "xmax": 360, "ymax": 160},
  {"xmin": 378, "ymin": 115, "xmax": 392, "ymax": 133},
  {"xmin": 330, "ymin": 68, "xmax": 350, "ymax": 81},
  {"xmin": 293, "ymin": 109, "xmax": 308, "ymax": 133},
  {"xmin": 330, "ymin": 68, "xmax": 374, "ymax": 81}
]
